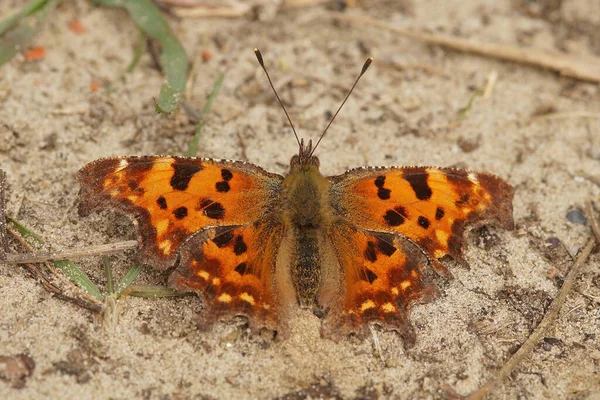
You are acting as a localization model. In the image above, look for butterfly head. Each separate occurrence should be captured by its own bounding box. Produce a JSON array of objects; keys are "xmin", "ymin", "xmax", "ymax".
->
[{"xmin": 290, "ymin": 138, "xmax": 320, "ymax": 169}]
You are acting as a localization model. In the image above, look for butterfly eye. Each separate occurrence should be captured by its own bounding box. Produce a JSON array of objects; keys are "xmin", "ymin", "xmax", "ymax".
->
[{"xmin": 290, "ymin": 155, "xmax": 300, "ymax": 167}]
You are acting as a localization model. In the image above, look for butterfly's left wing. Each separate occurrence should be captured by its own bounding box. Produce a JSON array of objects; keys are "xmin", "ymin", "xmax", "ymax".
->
[
  {"xmin": 322, "ymin": 166, "xmax": 513, "ymax": 345},
  {"xmin": 329, "ymin": 166, "xmax": 514, "ymax": 269}
]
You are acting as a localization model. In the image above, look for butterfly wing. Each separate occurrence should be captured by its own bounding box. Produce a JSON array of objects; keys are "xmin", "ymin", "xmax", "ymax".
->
[
  {"xmin": 323, "ymin": 167, "xmax": 513, "ymax": 345},
  {"xmin": 321, "ymin": 222, "xmax": 435, "ymax": 346},
  {"xmin": 169, "ymin": 221, "xmax": 287, "ymax": 332},
  {"xmin": 329, "ymin": 167, "xmax": 514, "ymax": 268},
  {"xmin": 78, "ymin": 156, "xmax": 283, "ymax": 269}
]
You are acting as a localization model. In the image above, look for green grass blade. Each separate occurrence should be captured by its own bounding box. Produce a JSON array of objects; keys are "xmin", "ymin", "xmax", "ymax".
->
[
  {"xmin": 0, "ymin": 0, "xmax": 57, "ymax": 66},
  {"xmin": 96, "ymin": 0, "xmax": 188, "ymax": 113},
  {"xmin": 7, "ymin": 217, "xmax": 103, "ymax": 300},
  {"xmin": 7, "ymin": 216, "xmax": 44, "ymax": 243},
  {"xmin": 54, "ymin": 260, "xmax": 104, "ymax": 300},
  {"xmin": 116, "ymin": 264, "xmax": 144, "ymax": 297},
  {"xmin": 0, "ymin": 0, "xmax": 49, "ymax": 36},
  {"xmin": 127, "ymin": 285, "xmax": 191, "ymax": 298},
  {"xmin": 102, "ymin": 255, "xmax": 114, "ymax": 295},
  {"xmin": 186, "ymin": 73, "xmax": 225, "ymax": 156},
  {"xmin": 125, "ymin": 29, "xmax": 145, "ymax": 74},
  {"xmin": 456, "ymin": 90, "xmax": 482, "ymax": 122}
]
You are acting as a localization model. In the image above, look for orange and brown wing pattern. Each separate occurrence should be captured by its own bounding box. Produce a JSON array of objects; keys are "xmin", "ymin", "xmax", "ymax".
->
[
  {"xmin": 168, "ymin": 221, "xmax": 285, "ymax": 331},
  {"xmin": 78, "ymin": 156, "xmax": 283, "ymax": 269},
  {"xmin": 321, "ymin": 223, "xmax": 436, "ymax": 347},
  {"xmin": 329, "ymin": 167, "xmax": 514, "ymax": 267}
]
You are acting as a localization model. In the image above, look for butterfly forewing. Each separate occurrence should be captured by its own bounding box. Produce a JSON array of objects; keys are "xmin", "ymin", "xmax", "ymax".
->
[
  {"xmin": 329, "ymin": 166, "xmax": 514, "ymax": 264},
  {"xmin": 78, "ymin": 156, "xmax": 283, "ymax": 269}
]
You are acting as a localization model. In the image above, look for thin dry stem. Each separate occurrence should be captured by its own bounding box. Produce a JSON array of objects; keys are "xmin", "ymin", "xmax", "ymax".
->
[
  {"xmin": 6, "ymin": 227, "xmax": 103, "ymax": 312},
  {"xmin": 283, "ymin": 0, "xmax": 330, "ymax": 8},
  {"xmin": 482, "ymin": 71, "xmax": 498, "ymax": 99},
  {"xmin": 530, "ymin": 111, "xmax": 600, "ymax": 122},
  {"xmin": 465, "ymin": 204, "xmax": 599, "ymax": 400},
  {"xmin": 4, "ymin": 240, "xmax": 138, "ymax": 264},
  {"xmin": 0, "ymin": 170, "xmax": 8, "ymax": 255},
  {"xmin": 586, "ymin": 201, "xmax": 600, "ymax": 244},
  {"xmin": 165, "ymin": 1, "xmax": 251, "ymax": 18},
  {"xmin": 334, "ymin": 13, "xmax": 600, "ymax": 83}
]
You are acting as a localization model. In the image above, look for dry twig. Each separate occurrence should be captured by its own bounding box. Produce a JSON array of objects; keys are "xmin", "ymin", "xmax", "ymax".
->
[
  {"xmin": 160, "ymin": 0, "xmax": 251, "ymax": 18},
  {"xmin": 530, "ymin": 111, "xmax": 600, "ymax": 122},
  {"xmin": 283, "ymin": 0, "xmax": 330, "ymax": 8},
  {"xmin": 464, "ymin": 204, "xmax": 599, "ymax": 400},
  {"xmin": 6, "ymin": 226, "xmax": 103, "ymax": 312},
  {"xmin": 482, "ymin": 71, "xmax": 498, "ymax": 99},
  {"xmin": 3, "ymin": 240, "xmax": 138, "ymax": 264},
  {"xmin": 586, "ymin": 201, "xmax": 600, "ymax": 244},
  {"xmin": 0, "ymin": 170, "xmax": 8, "ymax": 255},
  {"xmin": 334, "ymin": 13, "xmax": 600, "ymax": 83}
]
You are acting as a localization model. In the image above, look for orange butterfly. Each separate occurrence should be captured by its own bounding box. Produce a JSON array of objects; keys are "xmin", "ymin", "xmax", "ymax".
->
[{"xmin": 78, "ymin": 50, "xmax": 514, "ymax": 346}]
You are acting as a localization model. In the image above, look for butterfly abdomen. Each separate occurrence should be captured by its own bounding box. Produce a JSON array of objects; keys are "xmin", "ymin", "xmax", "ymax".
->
[{"xmin": 292, "ymin": 227, "xmax": 322, "ymax": 307}]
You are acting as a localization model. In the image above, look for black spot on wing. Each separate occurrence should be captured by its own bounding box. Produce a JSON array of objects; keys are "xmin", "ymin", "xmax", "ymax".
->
[
  {"xmin": 234, "ymin": 262, "xmax": 248, "ymax": 275},
  {"xmin": 374, "ymin": 175, "xmax": 391, "ymax": 200},
  {"xmin": 417, "ymin": 215, "xmax": 430, "ymax": 229},
  {"xmin": 204, "ymin": 202, "xmax": 225, "ymax": 219},
  {"xmin": 435, "ymin": 207, "xmax": 445, "ymax": 220},
  {"xmin": 198, "ymin": 198, "xmax": 212, "ymax": 209},
  {"xmin": 157, "ymin": 196, "xmax": 168, "ymax": 210},
  {"xmin": 364, "ymin": 241, "xmax": 377, "ymax": 262},
  {"xmin": 376, "ymin": 237, "xmax": 396, "ymax": 256},
  {"xmin": 215, "ymin": 181, "xmax": 230, "ymax": 193},
  {"xmin": 212, "ymin": 230, "xmax": 234, "ymax": 248},
  {"xmin": 377, "ymin": 188, "xmax": 391, "ymax": 200},
  {"xmin": 384, "ymin": 206, "xmax": 408, "ymax": 227},
  {"xmin": 170, "ymin": 161, "xmax": 202, "ymax": 191},
  {"xmin": 233, "ymin": 235, "xmax": 247, "ymax": 255},
  {"xmin": 173, "ymin": 206, "xmax": 188, "ymax": 220},
  {"xmin": 221, "ymin": 169, "xmax": 233, "ymax": 181},
  {"xmin": 404, "ymin": 171, "xmax": 432, "ymax": 200},
  {"xmin": 360, "ymin": 268, "xmax": 378, "ymax": 284}
]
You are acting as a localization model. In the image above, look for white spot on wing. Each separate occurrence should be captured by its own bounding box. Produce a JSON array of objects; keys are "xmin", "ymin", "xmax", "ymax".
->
[{"xmin": 468, "ymin": 172, "xmax": 479, "ymax": 184}]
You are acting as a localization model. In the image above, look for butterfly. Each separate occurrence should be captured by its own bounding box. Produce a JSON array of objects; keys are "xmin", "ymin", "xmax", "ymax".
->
[{"xmin": 77, "ymin": 50, "xmax": 514, "ymax": 346}]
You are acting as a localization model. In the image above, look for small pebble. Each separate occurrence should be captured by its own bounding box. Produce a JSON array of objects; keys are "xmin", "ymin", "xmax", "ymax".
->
[
  {"xmin": 545, "ymin": 237, "xmax": 560, "ymax": 249},
  {"xmin": 566, "ymin": 209, "xmax": 587, "ymax": 225}
]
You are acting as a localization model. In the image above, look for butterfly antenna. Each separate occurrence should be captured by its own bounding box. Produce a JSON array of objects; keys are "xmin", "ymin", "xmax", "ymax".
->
[
  {"xmin": 310, "ymin": 57, "xmax": 373, "ymax": 157},
  {"xmin": 254, "ymin": 48, "xmax": 301, "ymax": 148}
]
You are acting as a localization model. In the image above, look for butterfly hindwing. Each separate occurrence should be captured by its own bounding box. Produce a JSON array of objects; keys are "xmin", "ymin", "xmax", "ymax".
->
[
  {"xmin": 329, "ymin": 167, "xmax": 514, "ymax": 266},
  {"xmin": 168, "ymin": 221, "xmax": 285, "ymax": 332},
  {"xmin": 78, "ymin": 156, "xmax": 283, "ymax": 269},
  {"xmin": 321, "ymin": 222, "xmax": 436, "ymax": 346}
]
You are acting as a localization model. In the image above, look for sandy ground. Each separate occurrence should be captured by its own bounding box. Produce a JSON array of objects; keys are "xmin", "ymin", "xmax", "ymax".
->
[{"xmin": 1, "ymin": 0, "xmax": 599, "ymax": 398}]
